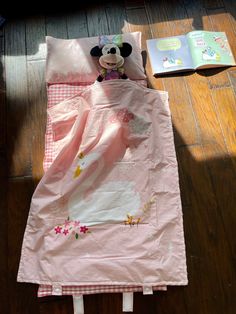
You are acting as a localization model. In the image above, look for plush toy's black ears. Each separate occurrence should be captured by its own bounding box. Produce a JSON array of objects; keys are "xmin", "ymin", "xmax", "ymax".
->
[
  {"xmin": 90, "ymin": 46, "xmax": 103, "ymax": 57},
  {"xmin": 119, "ymin": 43, "xmax": 132, "ymax": 57}
]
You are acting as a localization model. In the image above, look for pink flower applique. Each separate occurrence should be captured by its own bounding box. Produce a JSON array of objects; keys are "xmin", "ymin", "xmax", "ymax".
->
[
  {"xmin": 54, "ymin": 226, "xmax": 62, "ymax": 234},
  {"xmin": 80, "ymin": 225, "xmax": 89, "ymax": 234},
  {"xmin": 74, "ymin": 220, "xmax": 80, "ymax": 227},
  {"xmin": 64, "ymin": 219, "xmax": 71, "ymax": 228},
  {"xmin": 109, "ymin": 109, "xmax": 134, "ymax": 124},
  {"xmin": 63, "ymin": 229, "xmax": 69, "ymax": 235}
]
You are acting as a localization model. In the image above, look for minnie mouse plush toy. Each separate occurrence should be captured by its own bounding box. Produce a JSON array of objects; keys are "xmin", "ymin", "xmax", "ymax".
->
[{"xmin": 90, "ymin": 35, "xmax": 132, "ymax": 82}]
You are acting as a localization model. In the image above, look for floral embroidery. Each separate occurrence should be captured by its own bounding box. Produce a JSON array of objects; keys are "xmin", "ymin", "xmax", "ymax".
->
[
  {"xmin": 74, "ymin": 221, "xmax": 80, "ymax": 227},
  {"xmin": 80, "ymin": 225, "xmax": 89, "ymax": 233},
  {"xmin": 109, "ymin": 109, "xmax": 150, "ymax": 136},
  {"xmin": 123, "ymin": 196, "xmax": 157, "ymax": 227},
  {"xmin": 140, "ymin": 195, "xmax": 157, "ymax": 213},
  {"xmin": 54, "ymin": 217, "xmax": 90, "ymax": 240},
  {"xmin": 109, "ymin": 109, "xmax": 134, "ymax": 124},
  {"xmin": 63, "ymin": 229, "xmax": 69, "ymax": 235},
  {"xmin": 54, "ymin": 226, "xmax": 62, "ymax": 234},
  {"xmin": 124, "ymin": 214, "xmax": 141, "ymax": 226},
  {"xmin": 64, "ymin": 219, "xmax": 71, "ymax": 228}
]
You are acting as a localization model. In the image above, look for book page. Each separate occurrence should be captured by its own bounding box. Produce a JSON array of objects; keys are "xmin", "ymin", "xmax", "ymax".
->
[
  {"xmin": 187, "ymin": 31, "xmax": 236, "ymax": 69},
  {"xmin": 146, "ymin": 35, "xmax": 194, "ymax": 75}
]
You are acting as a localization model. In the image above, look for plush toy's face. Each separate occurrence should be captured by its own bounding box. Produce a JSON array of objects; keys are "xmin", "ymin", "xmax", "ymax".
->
[
  {"xmin": 90, "ymin": 41, "xmax": 132, "ymax": 70},
  {"xmin": 100, "ymin": 43, "xmax": 124, "ymax": 70}
]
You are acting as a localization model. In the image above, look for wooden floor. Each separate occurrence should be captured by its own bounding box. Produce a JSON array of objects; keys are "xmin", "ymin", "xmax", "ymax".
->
[{"xmin": 0, "ymin": 0, "xmax": 236, "ymax": 313}]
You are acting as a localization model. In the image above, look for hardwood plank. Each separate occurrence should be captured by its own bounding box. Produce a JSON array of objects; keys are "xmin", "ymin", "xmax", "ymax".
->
[
  {"xmin": 0, "ymin": 154, "xmax": 8, "ymax": 314},
  {"xmin": 228, "ymin": 69, "xmax": 236, "ymax": 94},
  {"xmin": 202, "ymin": 0, "xmax": 225, "ymax": 9},
  {"xmin": 125, "ymin": 0, "xmax": 145, "ymax": 9},
  {"xmin": 185, "ymin": 73, "xmax": 227, "ymax": 158},
  {"xmin": 5, "ymin": 19, "xmax": 32, "ymax": 177},
  {"xmin": 145, "ymin": 0, "xmax": 172, "ymax": 39},
  {"xmin": 206, "ymin": 68, "xmax": 231, "ymax": 90},
  {"xmin": 153, "ymin": 289, "xmax": 188, "ymax": 314},
  {"xmin": 125, "ymin": 7, "xmax": 164, "ymax": 90},
  {"xmin": 185, "ymin": 71, "xmax": 236, "ymax": 286},
  {"xmin": 202, "ymin": 145, "xmax": 236, "ymax": 264},
  {"xmin": 66, "ymin": 11, "xmax": 89, "ymax": 39},
  {"xmin": 211, "ymin": 87, "xmax": 236, "ymax": 168},
  {"xmin": 125, "ymin": 7, "xmax": 151, "ymax": 50},
  {"xmin": 145, "ymin": 1, "xmax": 199, "ymax": 146},
  {"xmin": 105, "ymin": 2, "xmax": 127, "ymax": 34},
  {"xmin": 146, "ymin": 0, "xmax": 197, "ymax": 35},
  {"xmin": 45, "ymin": 14, "xmax": 68, "ymax": 38},
  {"xmin": 183, "ymin": 0, "xmax": 213, "ymax": 30},
  {"xmin": 0, "ymin": 54, "xmax": 6, "ymax": 150},
  {"xmin": 206, "ymin": 8, "xmax": 236, "ymax": 89},
  {"xmin": 163, "ymin": 76, "xmax": 200, "ymax": 148},
  {"xmin": 97, "ymin": 293, "xmax": 121, "ymax": 314},
  {"xmin": 27, "ymin": 60, "xmax": 47, "ymax": 183},
  {"xmin": 39, "ymin": 296, "xmax": 73, "ymax": 314},
  {"xmin": 86, "ymin": 4, "xmax": 109, "ymax": 36},
  {"xmin": 177, "ymin": 145, "xmax": 236, "ymax": 314},
  {"xmin": 26, "ymin": 16, "xmax": 46, "ymax": 61},
  {"xmin": 83, "ymin": 294, "xmax": 100, "ymax": 314},
  {"xmin": 161, "ymin": 0, "xmax": 193, "ymax": 35},
  {"xmin": 1, "ymin": 26, "xmax": 6, "ymax": 152},
  {"xmin": 0, "ymin": 32, "xmax": 4, "ymax": 53},
  {"xmin": 223, "ymin": 0, "xmax": 236, "ymax": 33},
  {"xmin": 26, "ymin": 15, "xmax": 47, "ymax": 183},
  {"xmin": 8, "ymin": 177, "xmax": 39, "ymax": 314}
]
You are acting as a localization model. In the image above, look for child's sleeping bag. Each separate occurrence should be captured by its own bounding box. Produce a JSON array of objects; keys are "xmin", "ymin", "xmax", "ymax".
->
[{"xmin": 17, "ymin": 79, "xmax": 188, "ymax": 313}]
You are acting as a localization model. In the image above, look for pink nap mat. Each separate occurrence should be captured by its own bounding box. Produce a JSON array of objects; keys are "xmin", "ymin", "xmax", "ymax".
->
[{"xmin": 17, "ymin": 33, "xmax": 188, "ymax": 314}]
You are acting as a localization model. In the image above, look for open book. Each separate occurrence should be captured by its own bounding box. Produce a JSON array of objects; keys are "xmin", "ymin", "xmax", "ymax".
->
[{"xmin": 146, "ymin": 31, "xmax": 235, "ymax": 76}]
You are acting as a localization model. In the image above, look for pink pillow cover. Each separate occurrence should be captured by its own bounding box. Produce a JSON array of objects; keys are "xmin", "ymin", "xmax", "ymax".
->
[{"xmin": 46, "ymin": 32, "xmax": 146, "ymax": 83}]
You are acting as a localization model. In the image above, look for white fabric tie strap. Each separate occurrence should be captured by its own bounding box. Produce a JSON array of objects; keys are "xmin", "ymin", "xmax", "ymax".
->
[
  {"xmin": 73, "ymin": 295, "xmax": 84, "ymax": 314},
  {"xmin": 122, "ymin": 292, "xmax": 134, "ymax": 312},
  {"xmin": 143, "ymin": 285, "xmax": 153, "ymax": 295}
]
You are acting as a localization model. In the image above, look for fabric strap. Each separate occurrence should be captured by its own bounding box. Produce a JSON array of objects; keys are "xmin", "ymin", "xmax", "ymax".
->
[
  {"xmin": 143, "ymin": 285, "xmax": 153, "ymax": 295},
  {"xmin": 73, "ymin": 295, "xmax": 84, "ymax": 314},
  {"xmin": 122, "ymin": 292, "xmax": 134, "ymax": 312}
]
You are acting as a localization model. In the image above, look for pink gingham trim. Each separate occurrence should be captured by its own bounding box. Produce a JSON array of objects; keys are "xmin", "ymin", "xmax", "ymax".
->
[{"xmin": 38, "ymin": 284, "xmax": 167, "ymax": 297}]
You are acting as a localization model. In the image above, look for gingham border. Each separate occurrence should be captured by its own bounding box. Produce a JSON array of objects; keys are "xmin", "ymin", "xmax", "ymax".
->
[{"xmin": 38, "ymin": 284, "xmax": 167, "ymax": 297}]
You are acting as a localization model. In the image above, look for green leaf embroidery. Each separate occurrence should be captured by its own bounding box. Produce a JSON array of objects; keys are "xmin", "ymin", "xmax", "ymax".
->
[{"xmin": 75, "ymin": 233, "xmax": 79, "ymax": 239}]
